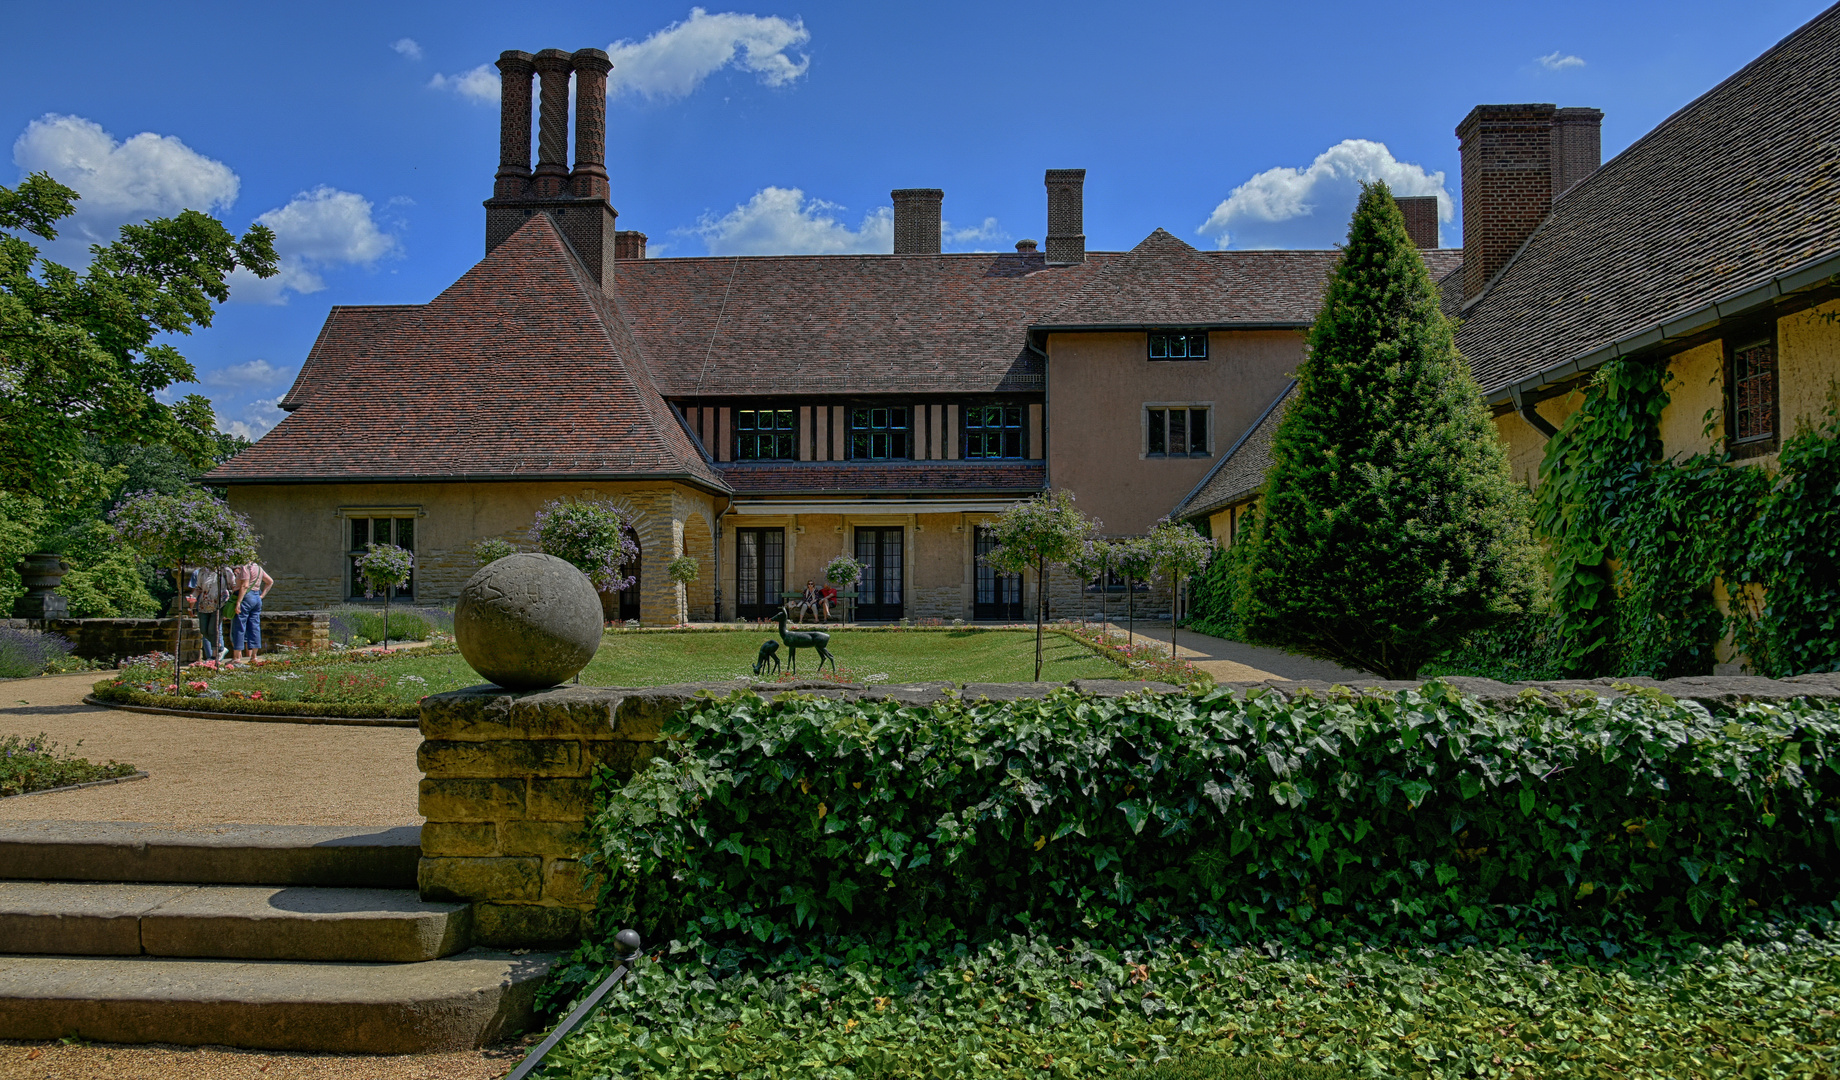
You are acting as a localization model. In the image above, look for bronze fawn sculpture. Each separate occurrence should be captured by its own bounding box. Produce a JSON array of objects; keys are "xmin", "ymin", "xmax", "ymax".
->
[
  {"xmin": 752, "ymin": 639, "xmax": 781, "ymax": 676},
  {"xmin": 774, "ymin": 607, "xmax": 837, "ymax": 676}
]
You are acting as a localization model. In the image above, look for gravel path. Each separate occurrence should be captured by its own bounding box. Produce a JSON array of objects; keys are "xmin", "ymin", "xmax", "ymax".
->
[
  {"xmin": 0, "ymin": 671, "xmax": 421, "ymax": 826},
  {"xmin": 1094, "ymin": 622, "xmax": 1372, "ymax": 682},
  {"xmin": 0, "ymin": 1037, "xmax": 532, "ymax": 1079}
]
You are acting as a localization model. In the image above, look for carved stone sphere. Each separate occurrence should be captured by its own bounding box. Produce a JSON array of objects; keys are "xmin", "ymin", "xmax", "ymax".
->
[{"xmin": 454, "ymin": 553, "xmax": 604, "ymax": 690}]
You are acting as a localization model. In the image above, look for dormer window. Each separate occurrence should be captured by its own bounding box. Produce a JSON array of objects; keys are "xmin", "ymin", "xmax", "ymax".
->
[
  {"xmin": 736, "ymin": 408, "xmax": 796, "ymax": 460},
  {"xmin": 1148, "ymin": 331, "xmax": 1208, "ymax": 360},
  {"xmin": 849, "ymin": 406, "xmax": 910, "ymax": 460}
]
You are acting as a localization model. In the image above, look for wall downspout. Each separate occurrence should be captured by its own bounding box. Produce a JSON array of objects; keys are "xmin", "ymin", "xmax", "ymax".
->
[
  {"xmin": 1509, "ymin": 385, "xmax": 1560, "ymax": 439},
  {"xmin": 712, "ymin": 492, "xmax": 732, "ymax": 622}
]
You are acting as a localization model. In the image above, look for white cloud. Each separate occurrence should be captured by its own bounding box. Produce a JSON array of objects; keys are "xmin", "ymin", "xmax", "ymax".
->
[
  {"xmin": 689, "ymin": 187, "xmax": 890, "ymax": 255},
  {"xmin": 392, "ymin": 38, "xmax": 423, "ymax": 61},
  {"xmin": 1538, "ymin": 51, "xmax": 1585, "ymax": 70},
  {"xmin": 11, "ymin": 114, "xmax": 239, "ymax": 259},
  {"xmin": 217, "ymin": 397, "xmax": 287, "ymax": 442},
  {"xmin": 944, "ymin": 217, "xmax": 1008, "ymax": 250},
  {"xmin": 429, "ymin": 64, "xmax": 499, "ymax": 103},
  {"xmin": 203, "ymin": 359, "xmax": 292, "ymax": 388},
  {"xmin": 607, "ymin": 8, "xmax": 810, "ymax": 99},
  {"xmin": 1198, "ymin": 139, "xmax": 1453, "ymax": 249},
  {"xmin": 230, "ymin": 187, "xmax": 400, "ymax": 304}
]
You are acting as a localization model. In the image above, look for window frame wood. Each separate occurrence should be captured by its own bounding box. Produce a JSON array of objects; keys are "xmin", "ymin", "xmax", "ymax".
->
[{"xmin": 1725, "ymin": 321, "xmax": 1780, "ymax": 459}]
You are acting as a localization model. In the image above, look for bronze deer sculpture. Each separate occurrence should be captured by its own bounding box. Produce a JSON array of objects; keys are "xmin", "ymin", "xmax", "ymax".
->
[
  {"xmin": 752, "ymin": 639, "xmax": 781, "ymax": 676},
  {"xmin": 773, "ymin": 607, "xmax": 836, "ymax": 676}
]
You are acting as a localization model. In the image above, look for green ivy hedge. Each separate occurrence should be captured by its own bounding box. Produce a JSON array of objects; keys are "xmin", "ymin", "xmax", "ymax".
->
[{"xmin": 585, "ymin": 683, "xmax": 1840, "ymax": 968}]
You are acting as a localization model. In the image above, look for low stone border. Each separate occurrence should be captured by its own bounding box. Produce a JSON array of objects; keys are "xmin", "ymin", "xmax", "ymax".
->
[
  {"xmin": 3, "ymin": 770, "xmax": 149, "ymax": 799},
  {"xmin": 81, "ymin": 695, "xmax": 415, "ymax": 728}
]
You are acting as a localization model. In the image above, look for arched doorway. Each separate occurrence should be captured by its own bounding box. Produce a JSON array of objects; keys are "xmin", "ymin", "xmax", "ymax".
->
[{"xmin": 597, "ymin": 526, "xmax": 642, "ymax": 623}]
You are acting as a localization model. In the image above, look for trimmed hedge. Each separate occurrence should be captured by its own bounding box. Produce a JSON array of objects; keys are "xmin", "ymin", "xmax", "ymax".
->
[
  {"xmin": 90, "ymin": 680, "xmax": 419, "ymax": 719},
  {"xmin": 586, "ymin": 681, "xmax": 1840, "ymax": 962}
]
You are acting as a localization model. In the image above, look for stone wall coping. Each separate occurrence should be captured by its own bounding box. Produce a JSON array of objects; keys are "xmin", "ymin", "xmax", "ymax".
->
[{"xmin": 419, "ymin": 671, "xmax": 1840, "ymax": 725}]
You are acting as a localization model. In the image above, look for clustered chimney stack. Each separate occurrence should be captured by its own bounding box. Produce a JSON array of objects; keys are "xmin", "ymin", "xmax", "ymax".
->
[
  {"xmin": 485, "ymin": 47, "xmax": 621, "ymax": 287},
  {"xmin": 891, "ymin": 189, "xmax": 943, "ymax": 254},
  {"xmin": 614, "ymin": 231, "xmax": 648, "ymax": 260},
  {"xmin": 1044, "ymin": 169, "xmax": 1086, "ymax": 265},
  {"xmin": 1456, "ymin": 103, "xmax": 1602, "ymax": 302},
  {"xmin": 1395, "ymin": 196, "xmax": 1440, "ymax": 249}
]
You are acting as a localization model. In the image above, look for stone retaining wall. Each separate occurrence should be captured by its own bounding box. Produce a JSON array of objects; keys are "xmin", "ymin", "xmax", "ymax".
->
[
  {"xmin": 2, "ymin": 611, "xmax": 331, "ymax": 663},
  {"xmin": 416, "ymin": 670, "xmax": 1840, "ymax": 947}
]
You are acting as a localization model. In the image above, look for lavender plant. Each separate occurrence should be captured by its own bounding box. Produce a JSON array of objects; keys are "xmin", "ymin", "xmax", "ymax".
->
[
  {"xmin": 530, "ymin": 498, "xmax": 637, "ymax": 592},
  {"xmin": 0, "ymin": 627, "xmax": 73, "ymax": 678}
]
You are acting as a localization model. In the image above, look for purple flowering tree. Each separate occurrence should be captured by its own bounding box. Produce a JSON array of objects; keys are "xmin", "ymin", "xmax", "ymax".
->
[
  {"xmin": 530, "ymin": 498, "xmax": 638, "ymax": 596},
  {"xmin": 353, "ymin": 542, "xmax": 415, "ymax": 649},
  {"xmin": 109, "ymin": 490, "xmax": 259, "ymax": 692}
]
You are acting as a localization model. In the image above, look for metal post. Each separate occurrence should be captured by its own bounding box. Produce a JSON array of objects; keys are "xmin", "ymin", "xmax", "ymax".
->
[{"xmin": 505, "ymin": 929, "xmax": 643, "ymax": 1080}]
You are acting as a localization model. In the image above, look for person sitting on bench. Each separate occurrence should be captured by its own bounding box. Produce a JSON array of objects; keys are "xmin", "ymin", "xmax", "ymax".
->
[{"xmin": 798, "ymin": 580, "xmax": 823, "ymax": 622}]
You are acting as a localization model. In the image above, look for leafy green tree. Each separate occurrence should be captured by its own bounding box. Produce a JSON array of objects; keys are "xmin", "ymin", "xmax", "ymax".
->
[
  {"xmin": 109, "ymin": 489, "xmax": 259, "ymax": 691},
  {"xmin": 354, "ymin": 542, "xmax": 415, "ymax": 648},
  {"xmin": 1110, "ymin": 536, "xmax": 1157, "ymax": 649},
  {"xmin": 0, "ymin": 172, "xmax": 277, "ymax": 501},
  {"xmin": 1237, "ymin": 181, "xmax": 1538, "ymax": 680},
  {"xmin": 980, "ymin": 490, "xmax": 1095, "ymax": 679},
  {"xmin": 1147, "ymin": 521, "xmax": 1213, "ymax": 658}
]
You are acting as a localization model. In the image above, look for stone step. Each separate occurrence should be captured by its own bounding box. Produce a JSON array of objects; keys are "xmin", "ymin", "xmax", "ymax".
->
[
  {"xmin": 0, "ymin": 882, "xmax": 471, "ymax": 962},
  {"xmin": 0, "ymin": 949, "xmax": 556, "ymax": 1053},
  {"xmin": 0, "ymin": 821, "xmax": 420, "ymax": 888}
]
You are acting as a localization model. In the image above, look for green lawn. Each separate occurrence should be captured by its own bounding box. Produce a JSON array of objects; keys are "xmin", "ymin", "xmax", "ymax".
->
[{"xmin": 112, "ymin": 629, "xmax": 1131, "ymax": 710}]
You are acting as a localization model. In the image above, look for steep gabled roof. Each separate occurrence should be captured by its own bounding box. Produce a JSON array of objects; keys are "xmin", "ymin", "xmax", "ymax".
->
[
  {"xmin": 279, "ymin": 305, "xmax": 416, "ymax": 411},
  {"xmin": 613, "ymin": 249, "xmax": 1112, "ymax": 397},
  {"xmin": 1035, "ymin": 229, "xmax": 1464, "ymax": 329},
  {"xmin": 1172, "ymin": 380, "xmax": 1295, "ymax": 521},
  {"xmin": 1457, "ymin": 2, "xmax": 1840, "ymax": 395},
  {"xmin": 208, "ymin": 214, "xmax": 723, "ymax": 489}
]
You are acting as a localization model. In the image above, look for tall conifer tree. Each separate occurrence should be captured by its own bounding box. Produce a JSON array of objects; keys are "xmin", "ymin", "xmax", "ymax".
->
[{"xmin": 1236, "ymin": 182, "xmax": 1537, "ymax": 679}]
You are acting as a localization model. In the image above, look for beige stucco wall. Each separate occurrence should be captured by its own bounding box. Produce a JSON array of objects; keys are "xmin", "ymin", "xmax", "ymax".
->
[
  {"xmin": 1659, "ymin": 340, "xmax": 1726, "ymax": 461},
  {"xmin": 1047, "ymin": 329, "xmax": 1302, "ymax": 535},
  {"xmin": 224, "ymin": 481, "xmax": 715, "ymax": 625},
  {"xmin": 1780, "ymin": 297, "xmax": 1840, "ymax": 437},
  {"xmin": 1492, "ymin": 388, "xmax": 1585, "ymax": 489}
]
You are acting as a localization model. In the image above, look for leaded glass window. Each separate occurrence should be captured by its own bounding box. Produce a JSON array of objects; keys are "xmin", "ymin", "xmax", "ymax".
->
[
  {"xmin": 736, "ymin": 408, "xmax": 796, "ymax": 460},
  {"xmin": 1148, "ymin": 331, "xmax": 1208, "ymax": 360},
  {"xmin": 347, "ymin": 515, "xmax": 415, "ymax": 600},
  {"xmin": 964, "ymin": 405, "xmax": 1024, "ymax": 459},
  {"xmin": 1732, "ymin": 338, "xmax": 1776, "ymax": 444},
  {"xmin": 849, "ymin": 406, "xmax": 910, "ymax": 460},
  {"xmin": 1146, "ymin": 407, "xmax": 1209, "ymax": 457}
]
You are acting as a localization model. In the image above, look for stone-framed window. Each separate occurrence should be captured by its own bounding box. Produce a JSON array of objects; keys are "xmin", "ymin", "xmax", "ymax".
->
[
  {"xmin": 1727, "ymin": 325, "xmax": 1778, "ymax": 457},
  {"xmin": 345, "ymin": 512, "xmax": 416, "ymax": 600},
  {"xmin": 848, "ymin": 406, "xmax": 910, "ymax": 460},
  {"xmin": 735, "ymin": 408, "xmax": 797, "ymax": 460},
  {"xmin": 963, "ymin": 404, "xmax": 1025, "ymax": 459},
  {"xmin": 1145, "ymin": 405, "xmax": 1210, "ymax": 458},
  {"xmin": 1148, "ymin": 331, "xmax": 1208, "ymax": 361}
]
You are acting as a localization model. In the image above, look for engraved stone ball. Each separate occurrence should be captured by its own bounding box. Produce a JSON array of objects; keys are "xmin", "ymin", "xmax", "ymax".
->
[{"xmin": 454, "ymin": 552, "xmax": 604, "ymax": 690}]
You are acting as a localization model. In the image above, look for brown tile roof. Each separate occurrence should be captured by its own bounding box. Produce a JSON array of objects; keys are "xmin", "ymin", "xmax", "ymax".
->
[
  {"xmin": 1171, "ymin": 381, "xmax": 1295, "ymax": 521},
  {"xmin": 1036, "ymin": 229, "xmax": 1463, "ymax": 328},
  {"xmin": 207, "ymin": 215, "xmax": 724, "ymax": 489},
  {"xmin": 718, "ymin": 460, "xmax": 1045, "ymax": 495},
  {"xmin": 613, "ymin": 250, "xmax": 1110, "ymax": 397},
  {"xmin": 1456, "ymin": 3, "xmax": 1840, "ymax": 395}
]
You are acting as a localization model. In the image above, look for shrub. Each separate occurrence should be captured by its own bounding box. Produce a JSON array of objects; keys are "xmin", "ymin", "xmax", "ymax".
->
[
  {"xmin": 0, "ymin": 627, "xmax": 73, "ymax": 678},
  {"xmin": 532, "ymin": 498, "xmax": 638, "ymax": 591},
  {"xmin": 584, "ymin": 683, "xmax": 1840, "ymax": 969},
  {"xmin": 474, "ymin": 536, "xmax": 519, "ymax": 566},
  {"xmin": 1238, "ymin": 183, "xmax": 1538, "ymax": 679},
  {"xmin": 1184, "ymin": 536, "xmax": 1253, "ymax": 641},
  {"xmin": 1421, "ymin": 608, "xmax": 1572, "ymax": 682},
  {"xmin": 668, "ymin": 555, "xmax": 700, "ymax": 584}
]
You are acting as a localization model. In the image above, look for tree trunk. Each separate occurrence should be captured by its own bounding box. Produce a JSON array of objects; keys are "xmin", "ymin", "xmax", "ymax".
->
[
  {"xmin": 383, "ymin": 589, "xmax": 391, "ymax": 653},
  {"xmin": 174, "ymin": 561, "xmax": 185, "ymax": 694},
  {"xmin": 1127, "ymin": 576, "xmax": 1134, "ymax": 649},
  {"xmin": 1170, "ymin": 571, "xmax": 1180, "ymax": 659},
  {"xmin": 1034, "ymin": 554, "xmax": 1045, "ymax": 680}
]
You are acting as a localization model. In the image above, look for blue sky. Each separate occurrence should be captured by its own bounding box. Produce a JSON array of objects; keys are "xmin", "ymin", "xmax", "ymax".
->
[{"xmin": 2, "ymin": 0, "xmax": 1827, "ymax": 441}]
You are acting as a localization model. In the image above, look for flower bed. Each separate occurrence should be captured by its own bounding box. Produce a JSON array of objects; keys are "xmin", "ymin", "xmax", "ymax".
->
[
  {"xmin": 2, "ymin": 732, "xmax": 138, "ymax": 797},
  {"xmin": 89, "ymin": 645, "xmax": 463, "ymax": 719}
]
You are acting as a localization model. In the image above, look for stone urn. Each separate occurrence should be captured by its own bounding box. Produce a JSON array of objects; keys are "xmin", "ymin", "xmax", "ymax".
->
[{"xmin": 14, "ymin": 552, "xmax": 70, "ymax": 620}]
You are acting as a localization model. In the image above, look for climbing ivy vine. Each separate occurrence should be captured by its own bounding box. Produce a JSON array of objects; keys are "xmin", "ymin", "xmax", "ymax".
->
[{"xmin": 1534, "ymin": 357, "xmax": 1840, "ymax": 678}]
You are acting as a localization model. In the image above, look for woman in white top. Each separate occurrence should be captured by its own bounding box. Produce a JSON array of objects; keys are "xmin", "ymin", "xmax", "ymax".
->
[{"xmin": 228, "ymin": 562, "xmax": 273, "ymax": 661}]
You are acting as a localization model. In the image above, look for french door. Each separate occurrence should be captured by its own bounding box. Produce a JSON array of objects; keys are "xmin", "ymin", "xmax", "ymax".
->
[
  {"xmin": 973, "ymin": 526, "xmax": 1022, "ymax": 620},
  {"xmin": 735, "ymin": 528, "xmax": 785, "ymax": 619},
  {"xmin": 853, "ymin": 527, "xmax": 904, "ymax": 620}
]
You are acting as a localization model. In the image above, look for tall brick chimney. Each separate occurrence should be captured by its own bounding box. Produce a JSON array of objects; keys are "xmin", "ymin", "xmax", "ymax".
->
[
  {"xmin": 484, "ymin": 46, "xmax": 621, "ymax": 289},
  {"xmin": 1395, "ymin": 196, "xmax": 1439, "ymax": 249},
  {"xmin": 1044, "ymin": 169, "xmax": 1086, "ymax": 265},
  {"xmin": 891, "ymin": 189, "xmax": 943, "ymax": 254},
  {"xmin": 1456, "ymin": 103, "xmax": 1603, "ymax": 302},
  {"xmin": 1551, "ymin": 107, "xmax": 1604, "ymax": 201}
]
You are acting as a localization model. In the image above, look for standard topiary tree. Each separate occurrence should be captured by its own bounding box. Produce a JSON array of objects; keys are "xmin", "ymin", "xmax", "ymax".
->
[
  {"xmin": 1237, "ymin": 181, "xmax": 1539, "ymax": 680},
  {"xmin": 667, "ymin": 555, "xmax": 700, "ymax": 624},
  {"xmin": 1146, "ymin": 521, "xmax": 1213, "ymax": 658},
  {"xmin": 108, "ymin": 489, "xmax": 258, "ymax": 693},
  {"xmin": 981, "ymin": 490, "xmax": 1095, "ymax": 679},
  {"xmin": 354, "ymin": 542, "xmax": 414, "ymax": 649},
  {"xmin": 1109, "ymin": 536, "xmax": 1157, "ymax": 650}
]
